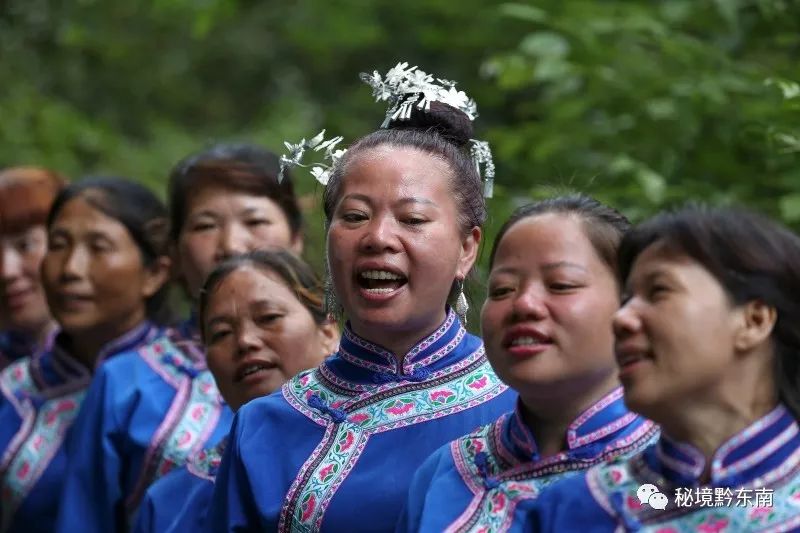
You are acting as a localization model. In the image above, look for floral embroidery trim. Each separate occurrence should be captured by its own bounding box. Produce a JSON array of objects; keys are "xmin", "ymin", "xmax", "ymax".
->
[
  {"xmin": 187, "ymin": 438, "xmax": 227, "ymax": 482},
  {"xmin": 339, "ymin": 310, "xmax": 459, "ymax": 374},
  {"xmin": 125, "ymin": 358, "xmax": 223, "ymax": 515},
  {"xmin": 586, "ymin": 443, "xmax": 800, "ymax": 530},
  {"xmin": 445, "ymin": 411, "xmax": 658, "ymax": 533},
  {"xmin": 278, "ymin": 347, "xmax": 507, "ymax": 532},
  {"xmin": 0, "ymin": 388, "xmax": 85, "ymax": 529}
]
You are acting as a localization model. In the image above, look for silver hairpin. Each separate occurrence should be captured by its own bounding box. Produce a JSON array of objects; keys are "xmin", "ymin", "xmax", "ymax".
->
[{"xmin": 278, "ymin": 130, "xmax": 346, "ymax": 185}]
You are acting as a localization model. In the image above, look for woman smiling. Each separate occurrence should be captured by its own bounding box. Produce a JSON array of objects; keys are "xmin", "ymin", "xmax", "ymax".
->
[
  {"xmin": 0, "ymin": 178, "xmax": 171, "ymax": 533},
  {"xmin": 530, "ymin": 205, "xmax": 800, "ymax": 531},
  {"xmin": 209, "ymin": 68, "xmax": 514, "ymax": 532},
  {"xmin": 134, "ymin": 250, "xmax": 338, "ymax": 532}
]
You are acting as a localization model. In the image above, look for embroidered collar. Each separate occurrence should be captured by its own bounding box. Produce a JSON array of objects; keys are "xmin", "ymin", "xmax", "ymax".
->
[
  {"xmin": 336, "ymin": 308, "xmax": 465, "ymax": 377},
  {"xmin": 29, "ymin": 321, "xmax": 161, "ymax": 396},
  {"xmin": 648, "ymin": 403, "xmax": 800, "ymax": 487},
  {"xmin": 506, "ymin": 387, "xmax": 640, "ymax": 462}
]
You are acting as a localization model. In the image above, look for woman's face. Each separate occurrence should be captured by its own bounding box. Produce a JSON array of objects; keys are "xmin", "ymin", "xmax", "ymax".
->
[
  {"xmin": 0, "ymin": 225, "xmax": 51, "ymax": 335},
  {"xmin": 481, "ymin": 214, "xmax": 620, "ymax": 402},
  {"xmin": 613, "ymin": 243, "xmax": 741, "ymax": 418},
  {"xmin": 327, "ymin": 145, "xmax": 480, "ymax": 350},
  {"xmin": 203, "ymin": 266, "xmax": 338, "ymax": 411},
  {"xmin": 177, "ymin": 185, "xmax": 302, "ymax": 299},
  {"xmin": 41, "ymin": 195, "xmax": 168, "ymax": 340}
]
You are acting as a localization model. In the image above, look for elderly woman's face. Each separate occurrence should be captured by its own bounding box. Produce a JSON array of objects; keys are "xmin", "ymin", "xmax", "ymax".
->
[{"xmin": 612, "ymin": 242, "xmax": 740, "ymax": 418}]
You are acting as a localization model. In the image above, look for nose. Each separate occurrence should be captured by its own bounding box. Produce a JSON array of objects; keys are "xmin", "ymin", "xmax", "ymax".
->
[
  {"xmin": 0, "ymin": 245, "xmax": 23, "ymax": 281},
  {"xmin": 612, "ymin": 299, "xmax": 642, "ymax": 339},
  {"xmin": 359, "ymin": 216, "xmax": 400, "ymax": 254},
  {"xmin": 60, "ymin": 246, "xmax": 89, "ymax": 281},
  {"xmin": 218, "ymin": 222, "xmax": 252, "ymax": 260},
  {"xmin": 510, "ymin": 284, "xmax": 549, "ymax": 321},
  {"xmin": 235, "ymin": 320, "xmax": 264, "ymax": 357}
]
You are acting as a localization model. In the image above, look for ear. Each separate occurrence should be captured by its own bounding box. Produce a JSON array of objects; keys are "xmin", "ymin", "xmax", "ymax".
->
[
  {"xmin": 456, "ymin": 226, "xmax": 482, "ymax": 279},
  {"xmin": 733, "ymin": 300, "xmax": 777, "ymax": 353},
  {"xmin": 141, "ymin": 256, "xmax": 172, "ymax": 299},
  {"xmin": 316, "ymin": 319, "xmax": 341, "ymax": 356},
  {"xmin": 289, "ymin": 232, "xmax": 305, "ymax": 255}
]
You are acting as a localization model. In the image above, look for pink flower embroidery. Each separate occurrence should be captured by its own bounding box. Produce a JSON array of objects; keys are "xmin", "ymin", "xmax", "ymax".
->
[
  {"xmin": 467, "ymin": 440, "xmax": 485, "ymax": 454},
  {"xmin": 626, "ymin": 495, "xmax": 642, "ymax": 510},
  {"xmin": 13, "ymin": 367, "xmax": 23, "ymax": 380},
  {"xmin": 318, "ymin": 464, "xmax": 334, "ymax": 481},
  {"xmin": 655, "ymin": 529, "xmax": 679, "ymax": 533},
  {"xmin": 468, "ymin": 376, "xmax": 488, "ymax": 390},
  {"xmin": 32, "ymin": 435, "xmax": 44, "ymax": 451},
  {"xmin": 339, "ymin": 432, "xmax": 355, "ymax": 452},
  {"xmin": 17, "ymin": 461, "xmax": 30, "ymax": 479},
  {"xmin": 301, "ymin": 494, "xmax": 317, "ymax": 522},
  {"xmin": 492, "ymin": 492, "xmax": 507, "ymax": 512},
  {"xmin": 749, "ymin": 507, "xmax": 771, "ymax": 522},
  {"xmin": 191, "ymin": 405, "xmax": 207, "ymax": 421},
  {"xmin": 387, "ymin": 403, "xmax": 414, "ymax": 416},
  {"xmin": 610, "ymin": 469, "xmax": 623, "ymax": 484},
  {"xmin": 349, "ymin": 413, "xmax": 369, "ymax": 424},
  {"xmin": 299, "ymin": 375, "xmax": 310, "ymax": 386},
  {"xmin": 430, "ymin": 390, "xmax": 454, "ymax": 403},
  {"xmin": 697, "ymin": 517, "xmax": 729, "ymax": 533},
  {"xmin": 177, "ymin": 430, "xmax": 193, "ymax": 448}
]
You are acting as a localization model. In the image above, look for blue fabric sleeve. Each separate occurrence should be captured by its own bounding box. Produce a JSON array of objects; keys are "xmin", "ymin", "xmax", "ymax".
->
[
  {"xmin": 55, "ymin": 365, "xmax": 128, "ymax": 533},
  {"xmin": 208, "ymin": 408, "xmax": 260, "ymax": 532},
  {"xmin": 395, "ymin": 444, "xmax": 448, "ymax": 533}
]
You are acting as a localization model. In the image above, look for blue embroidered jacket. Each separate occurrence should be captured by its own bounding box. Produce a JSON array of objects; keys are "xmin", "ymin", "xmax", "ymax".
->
[
  {"xmin": 0, "ymin": 321, "xmax": 161, "ymax": 533},
  {"xmin": 0, "ymin": 329, "xmax": 56, "ymax": 370},
  {"xmin": 399, "ymin": 387, "xmax": 659, "ymax": 533},
  {"xmin": 529, "ymin": 403, "xmax": 800, "ymax": 532},
  {"xmin": 209, "ymin": 309, "xmax": 516, "ymax": 532},
  {"xmin": 54, "ymin": 320, "xmax": 234, "ymax": 533},
  {"xmin": 133, "ymin": 438, "xmax": 227, "ymax": 533}
]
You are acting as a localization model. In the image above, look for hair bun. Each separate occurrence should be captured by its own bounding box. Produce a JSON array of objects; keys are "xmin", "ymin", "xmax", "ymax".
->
[{"xmin": 385, "ymin": 99, "xmax": 474, "ymax": 148}]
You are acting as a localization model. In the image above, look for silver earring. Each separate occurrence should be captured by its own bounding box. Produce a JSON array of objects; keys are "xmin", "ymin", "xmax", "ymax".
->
[{"xmin": 454, "ymin": 280, "xmax": 469, "ymax": 325}]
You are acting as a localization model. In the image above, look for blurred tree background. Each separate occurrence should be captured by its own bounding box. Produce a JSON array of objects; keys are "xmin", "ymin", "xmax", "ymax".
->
[{"xmin": 2, "ymin": 0, "xmax": 799, "ymax": 325}]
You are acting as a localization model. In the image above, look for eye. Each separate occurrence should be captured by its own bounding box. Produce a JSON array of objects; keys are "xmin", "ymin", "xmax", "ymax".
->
[
  {"xmin": 245, "ymin": 218, "xmax": 272, "ymax": 228},
  {"xmin": 47, "ymin": 237, "xmax": 67, "ymax": 251},
  {"xmin": 191, "ymin": 221, "xmax": 216, "ymax": 232},
  {"xmin": 403, "ymin": 216, "xmax": 427, "ymax": 226},
  {"xmin": 341, "ymin": 212, "xmax": 367, "ymax": 223},
  {"xmin": 488, "ymin": 286, "xmax": 514, "ymax": 299},
  {"xmin": 208, "ymin": 328, "xmax": 232, "ymax": 343},
  {"xmin": 256, "ymin": 313, "xmax": 283, "ymax": 326},
  {"xmin": 648, "ymin": 284, "xmax": 669, "ymax": 300},
  {"xmin": 549, "ymin": 282, "xmax": 579, "ymax": 292},
  {"xmin": 90, "ymin": 240, "xmax": 114, "ymax": 253}
]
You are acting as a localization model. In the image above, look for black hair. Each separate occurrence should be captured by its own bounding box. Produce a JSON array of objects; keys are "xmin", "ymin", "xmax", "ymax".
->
[
  {"xmin": 324, "ymin": 100, "xmax": 486, "ymax": 234},
  {"xmin": 168, "ymin": 143, "xmax": 302, "ymax": 242},
  {"xmin": 618, "ymin": 204, "xmax": 800, "ymax": 418},
  {"xmin": 489, "ymin": 194, "xmax": 631, "ymax": 272},
  {"xmin": 47, "ymin": 177, "xmax": 172, "ymax": 324},
  {"xmin": 198, "ymin": 249, "xmax": 326, "ymax": 344}
]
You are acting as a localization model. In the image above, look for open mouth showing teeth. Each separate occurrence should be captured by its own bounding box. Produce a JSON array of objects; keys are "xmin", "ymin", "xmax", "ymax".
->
[
  {"xmin": 509, "ymin": 336, "xmax": 546, "ymax": 347},
  {"xmin": 357, "ymin": 270, "xmax": 408, "ymax": 293},
  {"xmin": 236, "ymin": 363, "xmax": 274, "ymax": 382}
]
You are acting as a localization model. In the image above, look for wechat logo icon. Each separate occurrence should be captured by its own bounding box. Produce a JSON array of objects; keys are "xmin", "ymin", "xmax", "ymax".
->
[{"xmin": 637, "ymin": 483, "xmax": 668, "ymax": 510}]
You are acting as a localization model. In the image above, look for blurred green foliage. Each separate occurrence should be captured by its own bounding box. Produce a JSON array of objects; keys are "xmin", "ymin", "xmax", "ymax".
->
[{"xmin": 2, "ymin": 0, "xmax": 799, "ymax": 326}]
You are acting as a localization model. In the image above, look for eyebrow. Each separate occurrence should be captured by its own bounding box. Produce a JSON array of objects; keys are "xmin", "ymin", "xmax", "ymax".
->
[
  {"xmin": 340, "ymin": 194, "xmax": 437, "ymax": 208},
  {"xmin": 490, "ymin": 261, "xmax": 588, "ymax": 276}
]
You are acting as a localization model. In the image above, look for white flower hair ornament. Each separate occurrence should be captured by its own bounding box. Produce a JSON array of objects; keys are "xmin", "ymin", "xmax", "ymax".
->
[
  {"xmin": 360, "ymin": 62, "xmax": 495, "ymax": 198},
  {"xmin": 278, "ymin": 130, "xmax": 345, "ymax": 186},
  {"xmin": 279, "ymin": 63, "xmax": 496, "ymax": 198}
]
